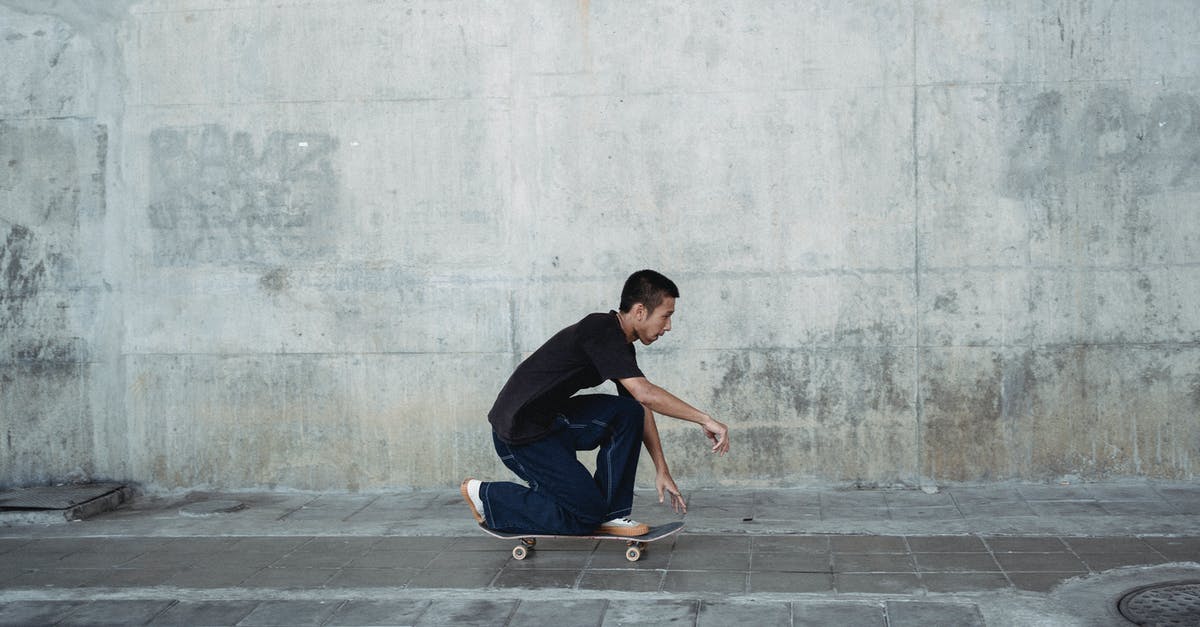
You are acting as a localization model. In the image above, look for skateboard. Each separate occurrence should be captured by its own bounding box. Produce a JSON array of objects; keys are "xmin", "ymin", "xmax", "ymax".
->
[{"xmin": 478, "ymin": 521, "xmax": 684, "ymax": 562}]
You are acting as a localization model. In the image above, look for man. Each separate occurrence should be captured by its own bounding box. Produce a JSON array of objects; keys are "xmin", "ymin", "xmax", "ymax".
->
[{"xmin": 461, "ymin": 269, "xmax": 730, "ymax": 537}]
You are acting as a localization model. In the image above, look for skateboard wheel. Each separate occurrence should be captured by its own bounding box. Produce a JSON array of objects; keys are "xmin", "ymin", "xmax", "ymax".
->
[
  {"xmin": 625, "ymin": 547, "xmax": 641, "ymax": 562},
  {"xmin": 512, "ymin": 545, "xmax": 528, "ymax": 560}
]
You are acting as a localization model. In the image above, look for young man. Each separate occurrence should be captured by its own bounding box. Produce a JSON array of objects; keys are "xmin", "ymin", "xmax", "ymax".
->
[{"xmin": 461, "ymin": 269, "xmax": 730, "ymax": 536}]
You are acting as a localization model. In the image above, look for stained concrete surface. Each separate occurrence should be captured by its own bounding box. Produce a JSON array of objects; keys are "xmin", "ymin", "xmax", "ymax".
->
[
  {"xmin": 2, "ymin": 483, "xmax": 1199, "ymax": 625},
  {"xmin": 4, "ymin": 0, "xmax": 1200, "ymax": 491}
]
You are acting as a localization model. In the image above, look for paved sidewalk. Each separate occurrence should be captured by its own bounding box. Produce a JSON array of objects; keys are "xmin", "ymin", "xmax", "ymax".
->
[{"xmin": 2, "ymin": 482, "xmax": 1199, "ymax": 625}]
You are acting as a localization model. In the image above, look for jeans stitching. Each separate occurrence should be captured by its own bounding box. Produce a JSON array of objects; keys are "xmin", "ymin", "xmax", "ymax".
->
[{"xmin": 497, "ymin": 441, "xmax": 537, "ymax": 492}]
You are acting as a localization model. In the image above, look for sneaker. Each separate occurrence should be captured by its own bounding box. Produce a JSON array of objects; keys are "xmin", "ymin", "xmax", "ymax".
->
[
  {"xmin": 596, "ymin": 517, "xmax": 649, "ymax": 537},
  {"xmin": 460, "ymin": 478, "xmax": 485, "ymax": 524}
]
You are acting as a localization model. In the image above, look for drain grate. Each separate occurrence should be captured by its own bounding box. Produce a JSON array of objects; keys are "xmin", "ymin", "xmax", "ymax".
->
[
  {"xmin": 1118, "ymin": 580, "xmax": 1200, "ymax": 626},
  {"xmin": 0, "ymin": 483, "xmax": 125, "ymax": 510}
]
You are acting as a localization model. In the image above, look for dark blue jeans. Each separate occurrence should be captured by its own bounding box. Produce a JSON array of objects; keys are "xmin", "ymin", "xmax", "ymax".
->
[{"xmin": 480, "ymin": 394, "xmax": 644, "ymax": 535}]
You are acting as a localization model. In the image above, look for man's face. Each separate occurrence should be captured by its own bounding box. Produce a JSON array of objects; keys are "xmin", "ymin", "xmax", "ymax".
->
[{"xmin": 634, "ymin": 296, "xmax": 675, "ymax": 345}]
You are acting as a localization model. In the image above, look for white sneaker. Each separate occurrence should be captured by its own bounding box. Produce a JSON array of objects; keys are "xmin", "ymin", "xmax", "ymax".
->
[
  {"xmin": 460, "ymin": 478, "xmax": 485, "ymax": 524},
  {"xmin": 596, "ymin": 517, "xmax": 649, "ymax": 537}
]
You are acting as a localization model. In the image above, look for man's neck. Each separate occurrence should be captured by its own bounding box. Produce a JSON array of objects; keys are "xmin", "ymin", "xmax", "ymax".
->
[{"xmin": 615, "ymin": 311, "xmax": 636, "ymax": 344}]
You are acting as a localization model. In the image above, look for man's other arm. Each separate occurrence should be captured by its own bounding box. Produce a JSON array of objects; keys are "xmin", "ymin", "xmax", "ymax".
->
[{"xmin": 618, "ymin": 377, "xmax": 730, "ymax": 455}]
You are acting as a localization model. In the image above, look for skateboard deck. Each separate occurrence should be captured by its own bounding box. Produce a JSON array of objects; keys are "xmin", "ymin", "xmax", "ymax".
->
[{"xmin": 478, "ymin": 521, "xmax": 684, "ymax": 561}]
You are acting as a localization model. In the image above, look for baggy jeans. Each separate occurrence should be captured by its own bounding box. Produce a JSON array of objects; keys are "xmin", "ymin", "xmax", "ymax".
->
[{"xmin": 480, "ymin": 394, "xmax": 644, "ymax": 535}]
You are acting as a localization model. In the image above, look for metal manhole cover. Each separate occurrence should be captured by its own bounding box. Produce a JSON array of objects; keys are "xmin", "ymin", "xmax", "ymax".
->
[{"xmin": 1118, "ymin": 580, "xmax": 1200, "ymax": 626}]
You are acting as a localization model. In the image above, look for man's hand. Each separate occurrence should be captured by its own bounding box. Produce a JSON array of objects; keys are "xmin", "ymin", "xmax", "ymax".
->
[
  {"xmin": 703, "ymin": 418, "xmax": 730, "ymax": 455},
  {"xmin": 656, "ymin": 470, "xmax": 687, "ymax": 514}
]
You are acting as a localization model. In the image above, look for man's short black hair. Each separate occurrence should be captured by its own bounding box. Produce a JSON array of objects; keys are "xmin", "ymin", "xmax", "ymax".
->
[{"xmin": 619, "ymin": 269, "xmax": 679, "ymax": 314}]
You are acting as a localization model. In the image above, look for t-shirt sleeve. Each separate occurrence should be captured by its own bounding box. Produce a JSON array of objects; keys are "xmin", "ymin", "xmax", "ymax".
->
[
  {"xmin": 579, "ymin": 319, "xmax": 643, "ymax": 382},
  {"xmin": 615, "ymin": 380, "xmax": 635, "ymax": 398}
]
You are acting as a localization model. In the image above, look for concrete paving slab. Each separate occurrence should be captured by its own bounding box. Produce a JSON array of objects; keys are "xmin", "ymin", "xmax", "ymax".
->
[
  {"xmin": 0, "ymin": 600, "xmax": 86, "ymax": 627},
  {"xmin": 407, "ymin": 568, "xmax": 497, "ymax": 589},
  {"xmin": 914, "ymin": 552, "xmax": 1003, "ymax": 572},
  {"xmin": 346, "ymin": 550, "xmax": 438, "ymax": 570},
  {"xmin": 666, "ymin": 550, "xmax": 750, "ymax": 571},
  {"xmin": 325, "ymin": 600, "xmax": 430, "ymax": 627},
  {"xmin": 834, "ymin": 552, "xmax": 917, "ymax": 572},
  {"xmin": 165, "ymin": 566, "xmax": 262, "ymax": 588},
  {"xmin": 103, "ymin": 567, "xmax": 180, "ymax": 586},
  {"xmin": 507, "ymin": 599, "xmax": 607, "ymax": 627},
  {"xmin": 1063, "ymin": 536, "xmax": 1157, "ymax": 553},
  {"xmin": 11, "ymin": 568, "xmax": 105, "ymax": 588},
  {"xmin": 1028, "ymin": 501, "xmax": 1109, "ymax": 516},
  {"xmin": 324, "ymin": 567, "xmax": 418, "ymax": 589},
  {"xmin": 241, "ymin": 567, "xmax": 338, "ymax": 589},
  {"xmin": 415, "ymin": 599, "xmax": 516, "ymax": 627},
  {"xmin": 238, "ymin": 600, "xmax": 342, "ymax": 627},
  {"xmin": 994, "ymin": 553, "xmax": 1088, "ymax": 572},
  {"xmin": 751, "ymin": 552, "xmax": 831, "ymax": 572},
  {"xmin": 831, "ymin": 535, "xmax": 907, "ymax": 553},
  {"xmin": 587, "ymin": 547, "xmax": 671, "ymax": 569},
  {"xmin": 835, "ymin": 572, "xmax": 923, "ymax": 594},
  {"xmin": 599, "ymin": 599, "xmax": 697, "ymax": 626},
  {"xmin": 492, "ymin": 568, "xmax": 580, "ymax": 589},
  {"xmin": 791, "ymin": 601, "xmax": 885, "ymax": 626},
  {"xmin": 661, "ymin": 570, "xmax": 747, "ymax": 593},
  {"xmin": 671, "ymin": 533, "xmax": 748, "ymax": 552},
  {"xmin": 696, "ymin": 600, "xmax": 791, "ymax": 627},
  {"xmin": 748, "ymin": 571, "xmax": 834, "ymax": 593},
  {"xmin": 1007, "ymin": 572, "xmax": 1079, "ymax": 592},
  {"xmin": 906, "ymin": 535, "xmax": 988, "ymax": 552},
  {"xmin": 1100, "ymin": 500, "xmax": 1184, "ymax": 515},
  {"xmin": 578, "ymin": 570, "xmax": 664, "ymax": 592},
  {"xmin": 0, "ymin": 568, "xmax": 26, "ymax": 587},
  {"xmin": 1078, "ymin": 553, "xmax": 1172, "ymax": 572},
  {"xmin": 751, "ymin": 535, "xmax": 831, "ymax": 553},
  {"xmin": 147, "ymin": 600, "xmax": 259, "ymax": 626},
  {"xmin": 1143, "ymin": 537, "xmax": 1200, "ymax": 561},
  {"xmin": 957, "ymin": 502, "xmax": 1038, "ymax": 517},
  {"xmin": 886, "ymin": 601, "xmax": 985, "ymax": 627},
  {"xmin": 983, "ymin": 536, "xmax": 1069, "ymax": 553},
  {"xmin": 921, "ymin": 572, "xmax": 1012, "ymax": 592},
  {"xmin": 889, "ymin": 505, "xmax": 963, "ymax": 520},
  {"xmin": 57, "ymin": 600, "xmax": 174, "ymax": 626}
]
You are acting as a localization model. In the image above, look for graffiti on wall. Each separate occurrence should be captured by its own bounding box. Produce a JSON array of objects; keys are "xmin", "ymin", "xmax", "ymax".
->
[
  {"xmin": 147, "ymin": 125, "xmax": 339, "ymax": 265},
  {"xmin": 0, "ymin": 224, "xmax": 45, "ymax": 334}
]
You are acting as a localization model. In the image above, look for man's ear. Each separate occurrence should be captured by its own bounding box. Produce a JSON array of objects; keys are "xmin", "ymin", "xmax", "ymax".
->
[{"xmin": 632, "ymin": 303, "xmax": 646, "ymax": 321}]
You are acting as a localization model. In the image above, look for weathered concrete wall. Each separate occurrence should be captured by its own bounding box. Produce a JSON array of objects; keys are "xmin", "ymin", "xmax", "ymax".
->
[
  {"xmin": 1, "ymin": 2, "xmax": 124, "ymax": 487},
  {"xmin": 2, "ymin": 0, "xmax": 1198, "ymax": 490}
]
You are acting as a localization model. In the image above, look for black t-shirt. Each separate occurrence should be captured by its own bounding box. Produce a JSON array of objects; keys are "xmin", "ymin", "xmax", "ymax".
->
[{"xmin": 488, "ymin": 311, "xmax": 644, "ymax": 444}]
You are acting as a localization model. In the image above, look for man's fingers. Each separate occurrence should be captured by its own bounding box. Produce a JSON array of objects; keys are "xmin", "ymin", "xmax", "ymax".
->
[{"xmin": 666, "ymin": 489, "xmax": 685, "ymax": 513}]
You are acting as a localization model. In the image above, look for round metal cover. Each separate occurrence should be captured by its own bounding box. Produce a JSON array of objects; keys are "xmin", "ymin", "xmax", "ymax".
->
[{"xmin": 1118, "ymin": 580, "xmax": 1200, "ymax": 626}]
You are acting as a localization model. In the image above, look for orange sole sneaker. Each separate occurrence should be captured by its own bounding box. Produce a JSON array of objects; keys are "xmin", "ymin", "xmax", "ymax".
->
[
  {"xmin": 596, "ymin": 522, "xmax": 650, "ymax": 537},
  {"xmin": 460, "ymin": 478, "xmax": 484, "ymax": 524}
]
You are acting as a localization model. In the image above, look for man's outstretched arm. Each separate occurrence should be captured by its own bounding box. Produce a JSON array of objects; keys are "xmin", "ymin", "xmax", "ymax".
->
[
  {"xmin": 619, "ymin": 376, "xmax": 730, "ymax": 455},
  {"xmin": 640, "ymin": 407, "xmax": 687, "ymax": 513}
]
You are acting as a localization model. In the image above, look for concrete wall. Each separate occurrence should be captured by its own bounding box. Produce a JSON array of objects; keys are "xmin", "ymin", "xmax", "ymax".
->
[{"xmin": 2, "ymin": 0, "xmax": 1198, "ymax": 490}]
